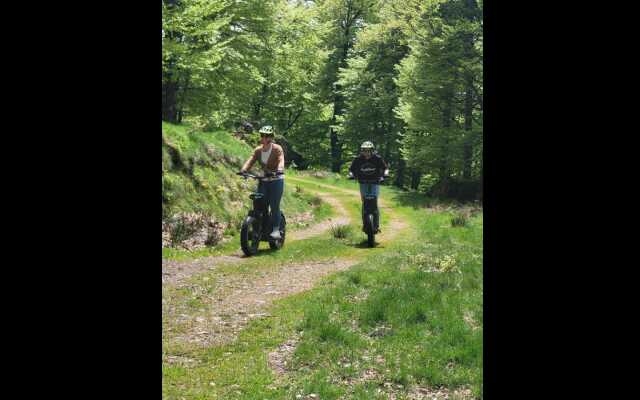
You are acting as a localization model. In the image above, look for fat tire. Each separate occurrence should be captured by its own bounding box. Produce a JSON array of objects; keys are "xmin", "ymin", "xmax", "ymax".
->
[{"xmin": 240, "ymin": 216, "xmax": 260, "ymax": 256}]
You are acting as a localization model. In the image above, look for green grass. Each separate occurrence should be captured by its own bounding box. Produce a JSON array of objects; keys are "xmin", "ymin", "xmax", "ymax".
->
[
  {"xmin": 163, "ymin": 174, "xmax": 483, "ymax": 399},
  {"xmin": 162, "ymin": 121, "xmax": 253, "ymax": 222},
  {"xmin": 162, "ymin": 121, "xmax": 251, "ymax": 161},
  {"xmin": 279, "ymin": 209, "xmax": 483, "ymax": 398}
]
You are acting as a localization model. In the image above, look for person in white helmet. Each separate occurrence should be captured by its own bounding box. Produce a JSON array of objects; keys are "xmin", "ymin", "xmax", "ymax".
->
[
  {"xmin": 348, "ymin": 141, "xmax": 389, "ymax": 233},
  {"xmin": 240, "ymin": 125, "xmax": 285, "ymax": 239}
]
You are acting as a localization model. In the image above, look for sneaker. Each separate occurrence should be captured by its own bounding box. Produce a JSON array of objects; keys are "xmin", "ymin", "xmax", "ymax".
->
[{"xmin": 270, "ymin": 229, "xmax": 281, "ymax": 239}]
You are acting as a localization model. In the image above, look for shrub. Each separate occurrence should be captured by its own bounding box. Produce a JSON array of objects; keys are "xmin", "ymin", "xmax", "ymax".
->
[
  {"xmin": 330, "ymin": 224, "xmax": 353, "ymax": 239},
  {"xmin": 309, "ymin": 195, "xmax": 323, "ymax": 206},
  {"xmin": 451, "ymin": 212, "xmax": 467, "ymax": 227}
]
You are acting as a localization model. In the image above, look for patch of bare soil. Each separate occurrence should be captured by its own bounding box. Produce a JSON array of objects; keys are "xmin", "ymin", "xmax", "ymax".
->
[
  {"xmin": 173, "ymin": 258, "xmax": 358, "ymax": 347},
  {"xmin": 267, "ymin": 335, "xmax": 300, "ymax": 377},
  {"xmin": 162, "ymin": 191, "xmax": 353, "ymax": 287},
  {"xmin": 426, "ymin": 203, "xmax": 483, "ymax": 217},
  {"xmin": 377, "ymin": 200, "xmax": 408, "ymax": 241},
  {"xmin": 405, "ymin": 385, "xmax": 475, "ymax": 400},
  {"xmin": 162, "ymin": 255, "xmax": 244, "ymax": 286},
  {"xmin": 341, "ymin": 384, "xmax": 474, "ymax": 400},
  {"xmin": 338, "ymin": 374, "xmax": 475, "ymax": 400},
  {"xmin": 463, "ymin": 310, "xmax": 480, "ymax": 331},
  {"xmin": 162, "ymin": 212, "xmax": 226, "ymax": 250}
]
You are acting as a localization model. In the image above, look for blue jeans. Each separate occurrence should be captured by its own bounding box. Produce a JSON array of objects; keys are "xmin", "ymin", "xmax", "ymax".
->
[
  {"xmin": 258, "ymin": 179, "xmax": 284, "ymax": 231},
  {"xmin": 359, "ymin": 182, "xmax": 380, "ymax": 199}
]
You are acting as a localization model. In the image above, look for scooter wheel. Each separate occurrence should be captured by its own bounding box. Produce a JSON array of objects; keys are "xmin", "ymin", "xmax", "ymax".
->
[
  {"xmin": 366, "ymin": 214, "xmax": 375, "ymax": 248},
  {"xmin": 240, "ymin": 217, "xmax": 260, "ymax": 256}
]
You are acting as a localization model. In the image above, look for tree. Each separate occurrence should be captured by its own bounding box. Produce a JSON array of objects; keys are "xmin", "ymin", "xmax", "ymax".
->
[
  {"xmin": 336, "ymin": 10, "xmax": 410, "ymax": 186},
  {"xmin": 315, "ymin": 0, "xmax": 379, "ymax": 171},
  {"xmin": 161, "ymin": 0, "xmax": 483, "ymax": 200},
  {"xmin": 162, "ymin": 0, "xmax": 277, "ymax": 126},
  {"xmin": 162, "ymin": 0, "xmax": 233, "ymax": 123},
  {"xmin": 394, "ymin": 0, "xmax": 483, "ymax": 197}
]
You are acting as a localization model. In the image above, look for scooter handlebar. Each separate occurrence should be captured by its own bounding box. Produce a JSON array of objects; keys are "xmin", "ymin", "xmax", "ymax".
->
[{"xmin": 237, "ymin": 171, "xmax": 283, "ymax": 180}]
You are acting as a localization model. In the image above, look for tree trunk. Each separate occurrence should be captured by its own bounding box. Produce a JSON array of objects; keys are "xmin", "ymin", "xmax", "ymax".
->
[
  {"xmin": 329, "ymin": 5, "xmax": 359, "ymax": 173},
  {"xmin": 436, "ymin": 86, "xmax": 454, "ymax": 196},
  {"xmin": 394, "ymin": 158, "xmax": 406, "ymax": 188},
  {"xmin": 330, "ymin": 75, "xmax": 345, "ymax": 172},
  {"xmin": 330, "ymin": 125, "xmax": 341, "ymax": 172},
  {"xmin": 384, "ymin": 135, "xmax": 391, "ymax": 161},
  {"xmin": 162, "ymin": 78, "xmax": 179, "ymax": 123},
  {"xmin": 330, "ymin": 78, "xmax": 345, "ymax": 172},
  {"xmin": 463, "ymin": 75, "xmax": 473, "ymax": 179},
  {"xmin": 479, "ymin": 150, "xmax": 483, "ymax": 203},
  {"xmin": 252, "ymin": 83, "xmax": 269, "ymax": 122},
  {"xmin": 410, "ymin": 170, "xmax": 420, "ymax": 190}
]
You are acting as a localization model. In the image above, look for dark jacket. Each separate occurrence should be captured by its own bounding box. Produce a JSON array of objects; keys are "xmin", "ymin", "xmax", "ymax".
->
[{"xmin": 349, "ymin": 153, "xmax": 388, "ymax": 183}]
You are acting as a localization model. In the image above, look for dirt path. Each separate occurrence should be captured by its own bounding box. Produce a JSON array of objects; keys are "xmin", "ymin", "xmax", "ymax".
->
[
  {"xmin": 162, "ymin": 255, "xmax": 244, "ymax": 286},
  {"xmin": 164, "ymin": 178, "xmax": 410, "ymax": 349},
  {"xmin": 162, "ymin": 178, "xmax": 404, "ymax": 286},
  {"xmin": 162, "ymin": 188, "xmax": 352, "ymax": 287},
  {"xmin": 170, "ymin": 258, "xmax": 359, "ymax": 347},
  {"xmin": 288, "ymin": 176, "xmax": 409, "ymax": 242}
]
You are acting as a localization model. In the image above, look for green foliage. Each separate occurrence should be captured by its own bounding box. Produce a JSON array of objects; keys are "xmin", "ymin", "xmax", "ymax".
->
[
  {"xmin": 335, "ymin": 6, "xmax": 409, "ymax": 179},
  {"xmin": 163, "ymin": 0, "xmax": 483, "ymax": 200},
  {"xmin": 162, "ymin": 0, "xmax": 278, "ymax": 124},
  {"xmin": 394, "ymin": 0, "xmax": 483, "ymax": 191}
]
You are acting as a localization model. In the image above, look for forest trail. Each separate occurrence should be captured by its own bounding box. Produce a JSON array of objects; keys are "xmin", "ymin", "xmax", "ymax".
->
[{"xmin": 163, "ymin": 177, "xmax": 411, "ymax": 348}]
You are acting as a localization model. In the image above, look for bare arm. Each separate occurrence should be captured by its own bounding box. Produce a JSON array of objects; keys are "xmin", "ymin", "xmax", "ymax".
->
[{"xmin": 241, "ymin": 150, "xmax": 258, "ymax": 172}]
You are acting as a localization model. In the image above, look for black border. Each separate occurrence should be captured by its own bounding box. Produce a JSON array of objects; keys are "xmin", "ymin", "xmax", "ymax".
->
[
  {"xmin": 19, "ymin": 3, "xmax": 162, "ymax": 396},
  {"xmin": 16, "ymin": 1, "xmax": 610, "ymax": 397}
]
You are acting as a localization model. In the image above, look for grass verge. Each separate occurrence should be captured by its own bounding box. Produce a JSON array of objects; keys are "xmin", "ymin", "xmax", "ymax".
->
[{"xmin": 163, "ymin": 175, "xmax": 483, "ymax": 399}]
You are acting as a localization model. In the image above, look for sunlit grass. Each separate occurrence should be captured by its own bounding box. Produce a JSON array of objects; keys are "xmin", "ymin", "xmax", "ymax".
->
[{"xmin": 162, "ymin": 175, "xmax": 483, "ymax": 399}]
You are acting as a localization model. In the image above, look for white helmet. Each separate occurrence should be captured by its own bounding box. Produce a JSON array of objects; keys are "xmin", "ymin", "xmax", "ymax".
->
[
  {"xmin": 259, "ymin": 125, "xmax": 275, "ymax": 136},
  {"xmin": 360, "ymin": 141, "xmax": 374, "ymax": 150}
]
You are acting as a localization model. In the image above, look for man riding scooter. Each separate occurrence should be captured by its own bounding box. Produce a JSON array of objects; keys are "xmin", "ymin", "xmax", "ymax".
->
[{"xmin": 348, "ymin": 141, "xmax": 389, "ymax": 233}]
